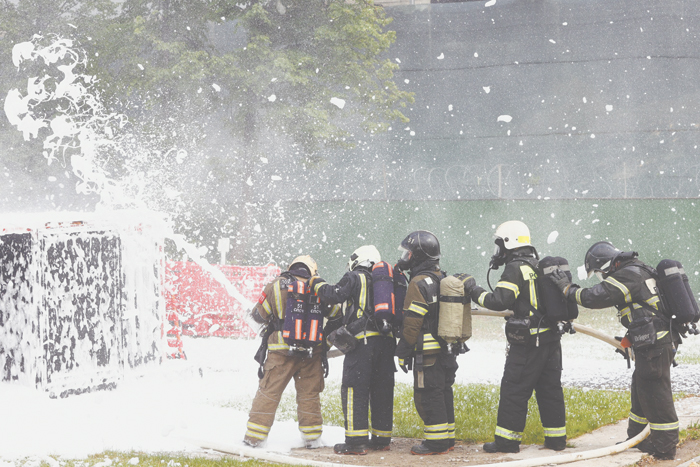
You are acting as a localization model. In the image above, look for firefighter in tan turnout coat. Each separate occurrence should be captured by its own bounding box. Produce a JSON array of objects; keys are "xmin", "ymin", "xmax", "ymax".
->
[{"xmin": 243, "ymin": 255, "xmax": 341, "ymax": 448}]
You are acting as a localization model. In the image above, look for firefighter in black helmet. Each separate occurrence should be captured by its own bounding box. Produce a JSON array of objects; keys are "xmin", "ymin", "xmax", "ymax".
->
[
  {"xmin": 395, "ymin": 230, "xmax": 458, "ymax": 455},
  {"xmin": 466, "ymin": 221, "xmax": 566, "ymax": 454},
  {"xmin": 551, "ymin": 241, "xmax": 679, "ymax": 460}
]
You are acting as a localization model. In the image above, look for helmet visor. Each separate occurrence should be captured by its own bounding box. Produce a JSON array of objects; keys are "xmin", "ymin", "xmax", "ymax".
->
[
  {"xmin": 587, "ymin": 259, "xmax": 612, "ymax": 280},
  {"xmin": 398, "ymin": 245, "xmax": 412, "ymax": 263}
]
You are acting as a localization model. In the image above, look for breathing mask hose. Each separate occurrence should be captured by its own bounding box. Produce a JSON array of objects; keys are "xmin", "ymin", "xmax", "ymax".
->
[{"xmin": 487, "ymin": 266, "xmax": 495, "ymax": 292}]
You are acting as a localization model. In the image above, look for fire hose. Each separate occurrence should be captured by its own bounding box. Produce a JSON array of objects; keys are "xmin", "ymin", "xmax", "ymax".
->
[
  {"xmin": 190, "ymin": 425, "xmax": 650, "ymax": 467},
  {"xmin": 471, "ymin": 307, "xmax": 633, "ymax": 359},
  {"xmin": 328, "ymin": 307, "xmax": 632, "ymax": 359}
]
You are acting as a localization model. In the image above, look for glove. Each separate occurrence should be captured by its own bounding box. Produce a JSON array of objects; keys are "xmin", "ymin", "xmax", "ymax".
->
[
  {"xmin": 463, "ymin": 275, "xmax": 476, "ymax": 296},
  {"xmin": 398, "ymin": 356, "xmax": 413, "ymax": 373},
  {"xmin": 321, "ymin": 352, "xmax": 329, "ymax": 378},
  {"xmin": 550, "ymin": 268, "xmax": 573, "ymax": 295},
  {"xmin": 309, "ymin": 276, "xmax": 326, "ymax": 294},
  {"xmin": 395, "ymin": 338, "xmax": 414, "ymax": 359}
]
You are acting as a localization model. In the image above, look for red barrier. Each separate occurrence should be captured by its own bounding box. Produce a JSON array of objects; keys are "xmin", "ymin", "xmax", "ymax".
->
[{"xmin": 165, "ymin": 261, "xmax": 281, "ymax": 338}]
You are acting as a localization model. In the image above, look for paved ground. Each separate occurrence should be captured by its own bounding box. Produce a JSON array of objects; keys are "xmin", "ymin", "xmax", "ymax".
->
[{"xmin": 287, "ymin": 396, "xmax": 700, "ymax": 467}]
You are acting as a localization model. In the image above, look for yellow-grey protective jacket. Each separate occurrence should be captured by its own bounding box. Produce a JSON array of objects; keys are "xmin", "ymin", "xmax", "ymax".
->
[{"xmin": 471, "ymin": 251, "xmax": 559, "ymax": 345}]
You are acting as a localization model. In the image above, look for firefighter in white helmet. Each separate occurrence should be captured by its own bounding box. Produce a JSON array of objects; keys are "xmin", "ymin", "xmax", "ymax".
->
[
  {"xmin": 310, "ymin": 245, "xmax": 396, "ymax": 455},
  {"xmin": 467, "ymin": 221, "xmax": 566, "ymax": 454}
]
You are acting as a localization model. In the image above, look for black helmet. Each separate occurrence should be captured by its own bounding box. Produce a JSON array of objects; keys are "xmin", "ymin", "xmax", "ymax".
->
[
  {"xmin": 584, "ymin": 241, "xmax": 621, "ymax": 279},
  {"xmin": 397, "ymin": 230, "xmax": 440, "ymax": 271}
]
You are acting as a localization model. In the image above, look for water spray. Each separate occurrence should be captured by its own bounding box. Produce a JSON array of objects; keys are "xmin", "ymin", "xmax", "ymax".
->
[{"xmin": 4, "ymin": 34, "xmax": 253, "ymax": 311}]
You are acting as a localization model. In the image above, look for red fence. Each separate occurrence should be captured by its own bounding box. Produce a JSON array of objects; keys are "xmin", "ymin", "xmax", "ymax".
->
[{"xmin": 165, "ymin": 261, "xmax": 281, "ymax": 338}]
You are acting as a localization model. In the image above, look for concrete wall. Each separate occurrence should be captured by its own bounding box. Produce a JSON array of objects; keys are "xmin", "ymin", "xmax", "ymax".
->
[{"xmin": 281, "ymin": 0, "xmax": 700, "ymax": 201}]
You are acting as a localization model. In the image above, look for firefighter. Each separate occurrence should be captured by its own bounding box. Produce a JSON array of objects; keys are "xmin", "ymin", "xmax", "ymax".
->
[
  {"xmin": 394, "ymin": 230, "xmax": 458, "ymax": 455},
  {"xmin": 551, "ymin": 241, "xmax": 679, "ymax": 460},
  {"xmin": 243, "ymin": 255, "xmax": 341, "ymax": 449},
  {"xmin": 467, "ymin": 221, "xmax": 566, "ymax": 453},
  {"xmin": 310, "ymin": 245, "xmax": 396, "ymax": 455}
]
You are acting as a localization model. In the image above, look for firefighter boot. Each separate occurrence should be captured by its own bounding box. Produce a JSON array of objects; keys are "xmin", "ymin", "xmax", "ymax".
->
[
  {"xmin": 305, "ymin": 439, "xmax": 323, "ymax": 449},
  {"xmin": 334, "ymin": 443, "xmax": 368, "ymax": 455},
  {"xmin": 243, "ymin": 437, "xmax": 266, "ymax": 448},
  {"xmin": 483, "ymin": 441, "xmax": 519, "ymax": 453},
  {"xmin": 544, "ymin": 437, "xmax": 566, "ymax": 451},
  {"xmin": 651, "ymin": 447, "xmax": 676, "ymax": 460},
  {"xmin": 410, "ymin": 442, "xmax": 449, "ymax": 455},
  {"xmin": 368, "ymin": 440, "xmax": 391, "ymax": 451}
]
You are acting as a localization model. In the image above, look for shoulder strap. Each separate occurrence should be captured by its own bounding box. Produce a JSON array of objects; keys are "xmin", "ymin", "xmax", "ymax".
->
[
  {"xmin": 509, "ymin": 257, "xmax": 547, "ymax": 323},
  {"xmin": 421, "ymin": 270, "xmax": 444, "ymax": 289},
  {"xmin": 342, "ymin": 270, "xmax": 373, "ymax": 326},
  {"xmin": 619, "ymin": 264, "xmax": 670, "ymax": 324}
]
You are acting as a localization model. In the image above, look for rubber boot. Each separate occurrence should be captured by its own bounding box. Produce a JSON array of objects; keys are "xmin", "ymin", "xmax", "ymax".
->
[
  {"xmin": 483, "ymin": 441, "xmax": 519, "ymax": 453},
  {"xmin": 334, "ymin": 443, "xmax": 368, "ymax": 455},
  {"xmin": 411, "ymin": 442, "xmax": 449, "ymax": 455}
]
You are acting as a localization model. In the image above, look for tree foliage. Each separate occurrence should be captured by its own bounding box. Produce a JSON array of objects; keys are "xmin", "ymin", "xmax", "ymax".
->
[{"xmin": 0, "ymin": 0, "xmax": 413, "ymax": 263}]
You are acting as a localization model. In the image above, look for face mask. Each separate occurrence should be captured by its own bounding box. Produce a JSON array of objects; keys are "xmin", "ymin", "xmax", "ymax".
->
[
  {"xmin": 489, "ymin": 239, "xmax": 506, "ymax": 270},
  {"xmin": 595, "ymin": 271, "xmax": 604, "ymax": 282},
  {"xmin": 347, "ymin": 252, "xmax": 359, "ymax": 271},
  {"xmin": 397, "ymin": 246, "xmax": 412, "ymax": 271}
]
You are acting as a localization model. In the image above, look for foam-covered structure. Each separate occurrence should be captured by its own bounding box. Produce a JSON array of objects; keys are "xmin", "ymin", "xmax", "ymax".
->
[{"xmin": 0, "ymin": 211, "xmax": 166, "ymax": 397}]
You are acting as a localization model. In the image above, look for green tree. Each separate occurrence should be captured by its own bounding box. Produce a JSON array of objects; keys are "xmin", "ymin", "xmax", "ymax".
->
[
  {"xmin": 95, "ymin": 0, "xmax": 413, "ymax": 263},
  {"xmin": 0, "ymin": 1, "xmax": 413, "ymax": 264}
]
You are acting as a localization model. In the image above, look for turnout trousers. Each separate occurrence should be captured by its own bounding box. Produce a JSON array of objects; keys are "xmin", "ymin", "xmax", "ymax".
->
[
  {"xmin": 627, "ymin": 343, "xmax": 679, "ymax": 454},
  {"xmin": 494, "ymin": 340, "xmax": 566, "ymax": 450},
  {"xmin": 245, "ymin": 348, "xmax": 324, "ymax": 445},
  {"xmin": 414, "ymin": 352, "xmax": 458, "ymax": 451},
  {"xmin": 341, "ymin": 335, "xmax": 396, "ymax": 447}
]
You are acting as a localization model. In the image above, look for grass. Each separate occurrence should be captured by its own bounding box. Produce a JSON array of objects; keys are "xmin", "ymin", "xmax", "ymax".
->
[
  {"xmin": 321, "ymin": 381, "xmax": 630, "ymax": 445},
  {"xmin": 680, "ymin": 421, "xmax": 700, "ymax": 443}
]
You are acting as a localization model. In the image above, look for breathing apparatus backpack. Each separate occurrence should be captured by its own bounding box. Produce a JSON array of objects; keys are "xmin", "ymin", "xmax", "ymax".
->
[
  {"xmin": 538, "ymin": 256, "xmax": 579, "ymax": 331},
  {"xmin": 281, "ymin": 278, "xmax": 324, "ymax": 354},
  {"xmin": 371, "ymin": 261, "xmax": 408, "ymax": 335},
  {"xmin": 438, "ymin": 273, "xmax": 473, "ymax": 354},
  {"xmin": 372, "ymin": 261, "xmax": 395, "ymax": 334},
  {"xmin": 654, "ymin": 259, "xmax": 700, "ymax": 334}
]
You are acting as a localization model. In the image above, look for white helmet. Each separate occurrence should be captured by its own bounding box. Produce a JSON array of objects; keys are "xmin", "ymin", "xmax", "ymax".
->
[
  {"xmin": 495, "ymin": 220, "xmax": 532, "ymax": 250},
  {"xmin": 289, "ymin": 255, "xmax": 318, "ymax": 276},
  {"xmin": 348, "ymin": 245, "xmax": 381, "ymax": 271}
]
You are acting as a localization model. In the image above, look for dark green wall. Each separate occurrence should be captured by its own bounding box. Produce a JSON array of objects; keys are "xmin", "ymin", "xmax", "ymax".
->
[{"xmin": 261, "ymin": 199, "xmax": 700, "ymax": 294}]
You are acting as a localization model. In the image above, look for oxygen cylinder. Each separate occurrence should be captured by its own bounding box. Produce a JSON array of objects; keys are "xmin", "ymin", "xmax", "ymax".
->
[
  {"xmin": 560, "ymin": 257, "xmax": 580, "ymax": 321},
  {"xmin": 538, "ymin": 256, "xmax": 579, "ymax": 322},
  {"xmin": 452, "ymin": 273, "xmax": 473, "ymax": 341},
  {"xmin": 393, "ymin": 266, "xmax": 408, "ymax": 338},
  {"xmin": 282, "ymin": 280, "xmax": 310, "ymax": 347},
  {"xmin": 656, "ymin": 259, "xmax": 700, "ymax": 324},
  {"xmin": 372, "ymin": 261, "xmax": 396, "ymax": 334},
  {"xmin": 438, "ymin": 275, "xmax": 465, "ymax": 343},
  {"xmin": 676, "ymin": 261, "xmax": 700, "ymax": 323}
]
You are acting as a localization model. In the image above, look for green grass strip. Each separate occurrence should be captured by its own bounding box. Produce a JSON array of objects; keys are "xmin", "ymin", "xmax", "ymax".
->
[{"xmin": 323, "ymin": 382, "xmax": 630, "ymax": 444}]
